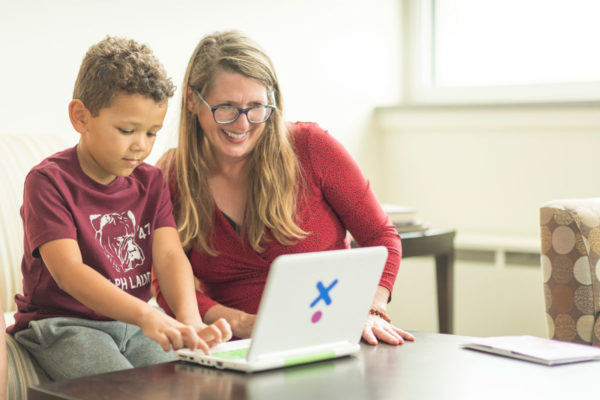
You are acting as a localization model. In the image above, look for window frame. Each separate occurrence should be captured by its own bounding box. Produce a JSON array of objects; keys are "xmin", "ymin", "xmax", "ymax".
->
[{"xmin": 402, "ymin": 0, "xmax": 600, "ymax": 105}]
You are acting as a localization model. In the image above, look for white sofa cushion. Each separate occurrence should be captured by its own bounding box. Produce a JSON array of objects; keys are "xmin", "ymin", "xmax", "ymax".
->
[
  {"xmin": 0, "ymin": 134, "xmax": 76, "ymax": 399},
  {"xmin": 5, "ymin": 312, "xmax": 50, "ymax": 399},
  {"xmin": 0, "ymin": 134, "xmax": 76, "ymax": 312}
]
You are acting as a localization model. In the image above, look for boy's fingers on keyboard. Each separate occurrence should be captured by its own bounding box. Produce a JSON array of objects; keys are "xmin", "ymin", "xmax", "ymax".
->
[
  {"xmin": 155, "ymin": 333, "xmax": 172, "ymax": 352},
  {"xmin": 196, "ymin": 339, "xmax": 210, "ymax": 355},
  {"xmin": 178, "ymin": 325, "xmax": 201, "ymax": 350},
  {"xmin": 165, "ymin": 327, "xmax": 184, "ymax": 350}
]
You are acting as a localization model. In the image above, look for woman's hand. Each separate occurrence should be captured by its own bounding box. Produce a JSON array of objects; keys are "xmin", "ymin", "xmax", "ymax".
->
[
  {"xmin": 195, "ymin": 318, "xmax": 233, "ymax": 347},
  {"xmin": 204, "ymin": 304, "xmax": 256, "ymax": 339},
  {"xmin": 230, "ymin": 312, "xmax": 256, "ymax": 339},
  {"xmin": 361, "ymin": 313, "xmax": 414, "ymax": 345},
  {"xmin": 362, "ymin": 286, "xmax": 415, "ymax": 345}
]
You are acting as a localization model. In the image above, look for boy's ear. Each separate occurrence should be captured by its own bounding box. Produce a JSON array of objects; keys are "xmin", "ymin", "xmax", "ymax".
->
[
  {"xmin": 186, "ymin": 86, "xmax": 197, "ymax": 113},
  {"xmin": 69, "ymin": 99, "xmax": 91, "ymax": 134}
]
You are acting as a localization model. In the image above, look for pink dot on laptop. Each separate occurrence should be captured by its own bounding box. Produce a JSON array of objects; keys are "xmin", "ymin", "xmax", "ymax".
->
[{"xmin": 311, "ymin": 311, "xmax": 322, "ymax": 323}]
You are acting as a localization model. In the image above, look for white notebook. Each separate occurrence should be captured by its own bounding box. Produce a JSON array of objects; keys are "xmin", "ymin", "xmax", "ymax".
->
[{"xmin": 462, "ymin": 335, "xmax": 600, "ymax": 365}]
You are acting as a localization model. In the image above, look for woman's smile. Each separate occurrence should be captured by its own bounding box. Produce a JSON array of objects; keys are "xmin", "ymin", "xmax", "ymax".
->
[{"xmin": 222, "ymin": 128, "xmax": 249, "ymax": 141}]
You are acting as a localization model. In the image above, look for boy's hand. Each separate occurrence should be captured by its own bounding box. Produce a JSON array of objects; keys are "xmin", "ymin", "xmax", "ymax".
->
[
  {"xmin": 137, "ymin": 306, "xmax": 204, "ymax": 353},
  {"xmin": 139, "ymin": 308, "xmax": 233, "ymax": 354}
]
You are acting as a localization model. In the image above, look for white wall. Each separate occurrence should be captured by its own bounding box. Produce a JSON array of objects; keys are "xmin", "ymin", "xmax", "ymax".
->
[
  {"xmin": 0, "ymin": 0, "xmax": 402, "ymax": 164},
  {"xmin": 374, "ymin": 105, "xmax": 600, "ymax": 338},
  {"xmin": 373, "ymin": 105, "xmax": 600, "ymax": 239}
]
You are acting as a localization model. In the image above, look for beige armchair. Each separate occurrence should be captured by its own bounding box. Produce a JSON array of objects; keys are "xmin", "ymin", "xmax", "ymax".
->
[
  {"xmin": 0, "ymin": 134, "xmax": 76, "ymax": 399},
  {"xmin": 540, "ymin": 198, "xmax": 600, "ymax": 346}
]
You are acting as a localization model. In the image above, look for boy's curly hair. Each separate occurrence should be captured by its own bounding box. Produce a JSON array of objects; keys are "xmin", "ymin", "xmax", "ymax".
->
[{"xmin": 73, "ymin": 36, "xmax": 175, "ymax": 116}]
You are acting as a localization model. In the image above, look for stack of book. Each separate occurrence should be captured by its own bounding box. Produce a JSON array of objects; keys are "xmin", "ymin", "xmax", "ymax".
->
[{"xmin": 381, "ymin": 204, "xmax": 428, "ymax": 233}]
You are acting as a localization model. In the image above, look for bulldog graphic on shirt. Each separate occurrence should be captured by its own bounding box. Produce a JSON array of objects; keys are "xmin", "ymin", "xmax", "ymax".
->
[{"xmin": 90, "ymin": 210, "xmax": 145, "ymax": 273}]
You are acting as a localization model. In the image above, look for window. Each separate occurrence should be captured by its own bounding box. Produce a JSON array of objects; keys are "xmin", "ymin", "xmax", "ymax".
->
[{"xmin": 404, "ymin": 0, "xmax": 600, "ymax": 104}]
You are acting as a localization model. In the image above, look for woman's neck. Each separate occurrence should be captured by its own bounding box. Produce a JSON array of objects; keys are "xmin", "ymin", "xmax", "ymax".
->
[
  {"xmin": 212, "ymin": 153, "xmax": 250, "ymax": 181},
  {"xmin": 209, "ymin": 157, "xmax": 249, "ymax": 225}
]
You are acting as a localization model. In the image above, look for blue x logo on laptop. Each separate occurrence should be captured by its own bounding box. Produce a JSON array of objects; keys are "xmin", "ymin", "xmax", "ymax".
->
[
  {"xmin": 310, "ymin": 279, "xmax": 338, "ymax": 323},
  {"xmin": 310, "ymin": 279, "xmax": 339, "ymax": 308}
]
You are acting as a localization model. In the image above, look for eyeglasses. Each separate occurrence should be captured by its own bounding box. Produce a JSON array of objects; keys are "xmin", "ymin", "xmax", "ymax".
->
[{"xmin": 193, "ymin": 88, "xmax": 276, "ymax": 125}]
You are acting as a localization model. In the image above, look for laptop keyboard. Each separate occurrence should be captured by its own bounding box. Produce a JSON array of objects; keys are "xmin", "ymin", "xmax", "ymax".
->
[{"xmin": 211, "ymin": 347, "xmax": 249, "ymax": 360}]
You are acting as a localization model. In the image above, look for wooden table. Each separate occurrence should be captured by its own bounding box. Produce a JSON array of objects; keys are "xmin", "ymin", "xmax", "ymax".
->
[
  {"xmin": 399, "ymin": 228, "xmax": 456, "ymax": 333},
  {"xmin": 29, "ymin": 331, "xmax": 598, "ymax": 400}
]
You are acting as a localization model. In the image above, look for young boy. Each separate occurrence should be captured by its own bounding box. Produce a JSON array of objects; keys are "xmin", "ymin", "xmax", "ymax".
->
[{"xmin": 7, "ymin": 36, "xmax": 231, "ymax": 381}]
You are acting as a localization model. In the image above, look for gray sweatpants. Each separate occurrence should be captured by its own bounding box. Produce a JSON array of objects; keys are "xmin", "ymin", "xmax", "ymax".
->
[{"xmin": 14, "ymin": 317, "xmax": 177, "ymax": 381}]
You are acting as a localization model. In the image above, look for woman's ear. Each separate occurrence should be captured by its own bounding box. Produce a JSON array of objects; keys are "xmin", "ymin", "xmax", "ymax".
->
[
  {"xmin": 69, "ymin": 99, "xmax": 90, "ymax": 134},
  {"xmin": 186, "ymin": 86, "xmax": 197, "ymax": 113}
]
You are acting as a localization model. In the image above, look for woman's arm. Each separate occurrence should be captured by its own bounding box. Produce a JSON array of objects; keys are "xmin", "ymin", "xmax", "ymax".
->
[
  {"xmin": 301, "ymin": 124, "xmax": 401, "ymax": 295},
  {"xmin": 302, "ymin": 125, "xmax": 412, "ymax": 344}
]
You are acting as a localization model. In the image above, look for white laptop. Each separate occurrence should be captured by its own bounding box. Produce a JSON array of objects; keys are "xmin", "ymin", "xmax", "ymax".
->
[{"xmin": 177, "ymin": 246, "xmax": 388, "ymax": 372}]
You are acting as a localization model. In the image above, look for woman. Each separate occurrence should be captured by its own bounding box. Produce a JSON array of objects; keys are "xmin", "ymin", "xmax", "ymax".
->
[{"xmin": 154, "ymin": 31, "xmax": 413, "ymax": 345}]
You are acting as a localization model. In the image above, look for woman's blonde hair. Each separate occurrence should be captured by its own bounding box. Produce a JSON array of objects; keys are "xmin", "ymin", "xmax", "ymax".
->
[{"xmin": 169, "ymin": 30, "xmax": 306, "ymax": 254}]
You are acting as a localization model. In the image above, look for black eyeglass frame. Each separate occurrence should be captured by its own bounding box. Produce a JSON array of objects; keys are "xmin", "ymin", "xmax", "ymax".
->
[{"xmin": 192, "ymin": 88, "xmax": 277, "ymax": 125}]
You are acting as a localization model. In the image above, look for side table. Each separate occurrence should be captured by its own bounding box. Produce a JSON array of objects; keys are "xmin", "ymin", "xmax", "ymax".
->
[{"xmin": 399, "ymin": 228, "xmax": 456, "ymax": 334}]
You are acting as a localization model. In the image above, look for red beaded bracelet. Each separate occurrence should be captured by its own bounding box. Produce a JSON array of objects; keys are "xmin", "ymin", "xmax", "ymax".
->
[{"xmin": 369, "ymin": 308, "xmax": 391, "ymax": 323}]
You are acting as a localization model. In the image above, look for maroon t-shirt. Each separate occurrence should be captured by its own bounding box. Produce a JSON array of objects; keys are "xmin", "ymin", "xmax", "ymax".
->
[{"xmin": 8, "ymin": 146, "xmax": 176, "ymax": 334}]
